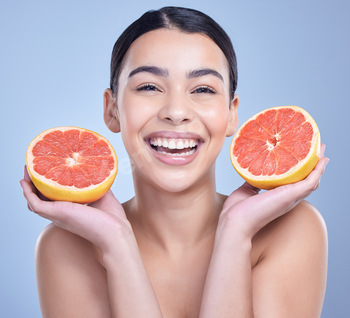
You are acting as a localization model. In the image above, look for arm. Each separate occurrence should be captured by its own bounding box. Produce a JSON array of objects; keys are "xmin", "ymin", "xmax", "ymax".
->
[
  {"xmin": 35, "ymin": 224, "xmax": 112, "ymax": 317},
  {"xmin": 20, "ymin": 169, "xmax": 163, "ymax": 318},
  {"xmin": 199, "ymin": 146, "xmax": 328, "ymax": 317},
  {"xmin": 252, "ymin": 201, "xmax": 327, "ymax": 317}
]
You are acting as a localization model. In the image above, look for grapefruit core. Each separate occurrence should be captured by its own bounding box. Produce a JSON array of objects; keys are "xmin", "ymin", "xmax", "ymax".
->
[
  {"xmin": 26, "ymin": 127, "xmax": 118, "ymax": 203},
  {"xmin": 230, "ymin": 106, "xmax": 320, "ymax": 190}
]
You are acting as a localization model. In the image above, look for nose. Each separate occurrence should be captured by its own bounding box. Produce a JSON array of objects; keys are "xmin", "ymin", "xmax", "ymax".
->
[{"xmin": 158, "ymin": 92, "xmax": 194, "ymax": 125}]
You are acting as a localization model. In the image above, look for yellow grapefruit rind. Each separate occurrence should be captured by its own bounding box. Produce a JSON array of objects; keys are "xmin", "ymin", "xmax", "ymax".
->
[
  {"xmin": 230, "ymin": 106, "xmax": 320, "ymax": 190},
  {"xmin": 26, "ymin": 126, "xmax": 118, "ymax": 204}
]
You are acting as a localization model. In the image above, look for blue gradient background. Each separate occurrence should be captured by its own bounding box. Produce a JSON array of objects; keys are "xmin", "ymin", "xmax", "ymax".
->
[{"xmin": 1, "ymin": 0, "xmax": 349, "ymax": 316}]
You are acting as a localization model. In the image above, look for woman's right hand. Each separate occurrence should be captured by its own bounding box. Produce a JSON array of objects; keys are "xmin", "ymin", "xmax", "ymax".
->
[
  {"xmin": 20, "ymin": 166, "xmax": 133, "ymax": 254},
  {"xmin": 21, "ymin": 166, "xmax": 164, "ymax": 317}
]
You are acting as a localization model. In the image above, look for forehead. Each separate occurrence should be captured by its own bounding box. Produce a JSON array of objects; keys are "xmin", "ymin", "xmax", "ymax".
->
[{"xmin": 122, "ymin": 28, "xmax": 229, "ymax": 76}]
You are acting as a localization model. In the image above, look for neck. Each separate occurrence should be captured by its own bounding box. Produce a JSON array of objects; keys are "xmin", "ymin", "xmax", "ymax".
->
[{"xmin": 125, "ymin": 168, "xmax": 225, "ymax": 254}]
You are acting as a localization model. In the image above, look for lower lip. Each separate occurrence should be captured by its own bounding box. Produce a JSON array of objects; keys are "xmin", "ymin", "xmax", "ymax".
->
[{"xmin": 147, "ymin": 141, "xmax": 201, "ymax": 165}]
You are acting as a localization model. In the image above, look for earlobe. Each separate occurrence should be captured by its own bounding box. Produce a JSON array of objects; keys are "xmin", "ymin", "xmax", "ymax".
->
[
  {"xmin": 226, "ymin": 94, "xmax": 239, "ymax": 137},
  {"xmin": 103, "ymin": 89, "xmax": 120, "ymax": 133}
]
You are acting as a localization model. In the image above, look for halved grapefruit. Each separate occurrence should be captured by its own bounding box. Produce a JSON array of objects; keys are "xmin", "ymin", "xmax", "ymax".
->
[
  {"xmin": 26, "ymin": 127, "xmax": 118, "ymax": 203},
  {"xmin": 230, "ymin": 106, "xmax": 320, "ymax": 190}
]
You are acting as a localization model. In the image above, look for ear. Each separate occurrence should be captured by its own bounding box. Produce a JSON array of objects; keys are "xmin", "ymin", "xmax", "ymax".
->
[
  {"xmin": 226, "ymin": 94, "xmax": 239, "ymax": 137},
  {"xmin": 103, "ymin": 89, "xmax": 120, "ymax": 133}
]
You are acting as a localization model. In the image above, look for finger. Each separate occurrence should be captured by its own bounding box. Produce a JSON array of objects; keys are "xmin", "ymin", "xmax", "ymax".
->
[
  {"xmin": 272, "ymin": 155, "xmax": 329, "ymax": 206},
  {"xmin": 21, "ymin": 179, "xmax": 75, "ymax": 225},
  {"xmin": 223, "ymin": 151, "xmax": 329, "ymax": 237},
  {"xmin": 20, "ymin": 177, "xmax": 33, "ymax": 211},
  {"xmin": 20, "ymin": 179, "xmax": 50, "ymax": 215},
  {"xmin": 223, "ymin": 182, "xmax": 261, "ymax": 210},
  {"xmin": 89, "ymin": 190, "xmax": 123, "ymax": 213},
  {"xmin": 234, "ymin": 182, "xmax": 261, "ymax": 201},
  {"xmin": 240, "ymin": 182, "xmax": 261, "ymax": 194},
  {"xmin": 33, "ymin": 197, "xmax": 122, "ymax": 249},
  {"xmin": 20, "ymin": 174, "xmax": 38, "ymax": 199},
  {"xmin": 23, "ymin": 165, "xmax": 35, "ymax": 186},
  {"xmin": 21, "ymin": 178, "xmax": 128, "ymax": 251},
  {"xmin": 23, "ymin": 165, "xmax": 52, "ymax": 201},
  {"xmin": 319, "ymin": 143, "xmax": 326, "ymax": 159},
  {"xmin": 303, "ymin": 156, "xmax": 329, "ymax": 192},
  {"xmin": 23, "ymin": 165, "xmax": 41, "ymax": 196},
  {"xmin": 24, "ymin": 165, "xmax": 31, "ymax": 181}
]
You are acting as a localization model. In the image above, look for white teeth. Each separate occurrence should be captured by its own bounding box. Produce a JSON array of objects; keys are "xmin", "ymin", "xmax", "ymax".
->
[
  {"xmin": 150, "ymin": 138, "xmax": 198, "ymax": 150},
  {"xmin": 168, "ymin": 140, "xmax": 176, "ymax": 149}
]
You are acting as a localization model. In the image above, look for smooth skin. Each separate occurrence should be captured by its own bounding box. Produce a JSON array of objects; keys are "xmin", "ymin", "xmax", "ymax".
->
[{"xmin": 20, "ymin": 29, "xmax": 328, "ymax": 318}]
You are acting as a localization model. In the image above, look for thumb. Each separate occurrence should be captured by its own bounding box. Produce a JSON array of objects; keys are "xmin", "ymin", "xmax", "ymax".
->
[
  {"xmin": 223, "ymin": 182, "xmax": 261, "ymax": 211},
  {"xmin": 238, "ymin": 182, "xmax": 261, "ymax": 195},
  {"xmin": 89, "ymin": 190, "xmax": 122, "ymax": 212}
]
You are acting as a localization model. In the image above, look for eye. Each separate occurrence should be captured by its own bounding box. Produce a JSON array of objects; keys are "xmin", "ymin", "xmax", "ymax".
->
[
  {"xmin": 192, "ymin": 86, "xmax": 216, "ymax": 94},
  {"xmin": 136, "ymin": 83, "xmax": 162, "ymax": 92}
]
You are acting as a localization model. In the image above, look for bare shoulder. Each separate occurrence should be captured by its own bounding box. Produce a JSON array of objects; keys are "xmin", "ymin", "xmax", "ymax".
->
[
  {"xmin": 35, "ymin": 224, "xmax": 110, "ymax": 317},
  {"xmin": 253, "ymin": 200, "xmax": 327, "ymax": 257},
  {"xmin": 36, "ymin": 223, "xmax": 102, "ymax": 265},
  {"xmin": 252, "ymin": 201, "xmax": 328, "ymax": 317},
  {"xmin": 35, "ymin": 223, "xmax": 105, "ymax": 279}
]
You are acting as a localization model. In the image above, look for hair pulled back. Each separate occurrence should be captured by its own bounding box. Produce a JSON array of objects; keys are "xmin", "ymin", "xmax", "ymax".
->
[{"xmin": 110, "ymin": 6, "xmax": 238, "ymax": 100}]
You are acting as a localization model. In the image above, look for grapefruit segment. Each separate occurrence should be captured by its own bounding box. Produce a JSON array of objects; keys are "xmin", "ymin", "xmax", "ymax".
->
[
  {"xmin": 26, "ymin": 127, "xmax": 118, "ymax": 203},
  {"xmin": 230, "ymin": 106, "xmax": 320, "ymax": 189}
]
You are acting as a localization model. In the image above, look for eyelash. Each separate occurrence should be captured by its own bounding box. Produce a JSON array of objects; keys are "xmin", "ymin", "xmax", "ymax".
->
[
  {"xmin": 136, "ymin": 83, "xmax": 161, "ymax": 92},
  {"xmin": 192, "ymin": 86, "xmax": 216, "ymax": 94},
  {"xmin": 136, "ymin": 84, "xmax": 216, "ymax": 94}
]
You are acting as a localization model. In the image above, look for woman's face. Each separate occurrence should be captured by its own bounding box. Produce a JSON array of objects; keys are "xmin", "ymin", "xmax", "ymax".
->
[{"xmin": 110, "ymin": 28, "xmax": 238, "ymax": 192}]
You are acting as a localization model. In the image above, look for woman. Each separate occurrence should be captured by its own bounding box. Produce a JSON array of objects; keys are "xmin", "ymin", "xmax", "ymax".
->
[{"xmin": 20, "ymin": 7, "xmax": 328, "ymax": 318}]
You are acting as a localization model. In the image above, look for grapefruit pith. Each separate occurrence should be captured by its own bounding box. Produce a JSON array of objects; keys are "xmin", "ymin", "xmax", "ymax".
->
[
  {"xmin": 26, "ymin": 127, "xmax": 118, "ymax": 203},
  {"xmin": 230, "ymin": 106, "xmax": 320, "ymax": 190}
]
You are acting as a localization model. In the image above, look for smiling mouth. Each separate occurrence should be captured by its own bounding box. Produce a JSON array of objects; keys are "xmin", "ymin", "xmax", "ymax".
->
[{"xmin": 148, "ymin": 137, "xmax": 199, "ymax": 156}]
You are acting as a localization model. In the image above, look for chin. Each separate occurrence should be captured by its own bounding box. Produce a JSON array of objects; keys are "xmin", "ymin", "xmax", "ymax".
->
[{"xmin": 148, "ymin": 166, "xmax": 215, "ymax": 195}]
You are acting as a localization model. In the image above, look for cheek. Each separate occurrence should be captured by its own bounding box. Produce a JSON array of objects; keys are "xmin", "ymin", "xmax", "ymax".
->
[
  {"xmin": 202, "ymin": 105, "xmax": 231, "ymax": 137},
  {"xmin": 118, "ymin": 94, "xmax": 148, "ymax": 135},
  {"xmin": 119, "ymin": 111, "xmax": 151, "ymax": 169},
  {"xmin": 117, "ymin": 95, "xmax": 156, "ymax": 164}
]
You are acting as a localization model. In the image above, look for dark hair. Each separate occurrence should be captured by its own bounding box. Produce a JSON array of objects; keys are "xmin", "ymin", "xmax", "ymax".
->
[{"xmin": 110, "ymin": 6, "xmax": 238, "ymax": 100}]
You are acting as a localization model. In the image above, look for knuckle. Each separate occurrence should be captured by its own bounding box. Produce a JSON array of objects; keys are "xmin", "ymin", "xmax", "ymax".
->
[
  {"xmin": 27, "ymin": 203, "xmax": 33, "ymax": 212},
  {"xmin": 29, "ymin": 200, "xmax": 40, "ymax": 213}
]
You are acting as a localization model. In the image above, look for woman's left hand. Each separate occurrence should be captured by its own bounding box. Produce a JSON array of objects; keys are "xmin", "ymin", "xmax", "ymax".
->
[{"xmin": 219, "ymin": 143, "xmax": 329, "ymax": 240}]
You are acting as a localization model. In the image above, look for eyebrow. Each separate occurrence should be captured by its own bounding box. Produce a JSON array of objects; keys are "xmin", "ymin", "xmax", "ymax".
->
[
  {"xmin": 128, "ymin": 66, "xmax": 224, "ymax": 82},
  {"xmin": 128, "ymin": 66, "xmax": 169, "ymax": 78},
  {"xmin": 186, "ymin": 69, "xmax": 224, "ymax": 82}
]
